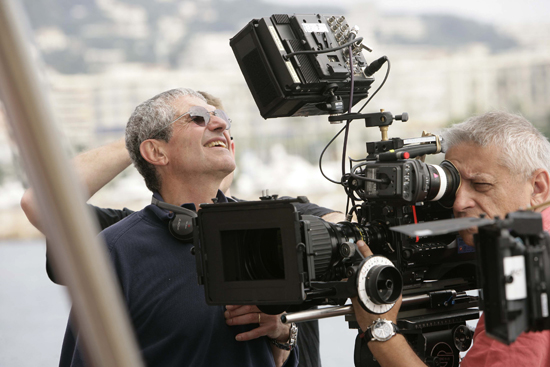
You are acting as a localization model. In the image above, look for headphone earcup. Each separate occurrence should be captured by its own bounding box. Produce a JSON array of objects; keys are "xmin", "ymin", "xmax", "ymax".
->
[{"xmin": 169, "ymin": 213, "xmax": 195, "ymax": 241}]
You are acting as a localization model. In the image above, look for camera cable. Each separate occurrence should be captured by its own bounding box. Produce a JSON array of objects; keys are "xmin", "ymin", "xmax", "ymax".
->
[{"xmin": 357, "ymin": 57, "xmax": 391, "ymax": 114}]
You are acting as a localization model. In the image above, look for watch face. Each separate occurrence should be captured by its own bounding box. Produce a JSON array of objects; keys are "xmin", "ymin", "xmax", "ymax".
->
[{"xmin": 373, "ymin": 321, "xmax": 394, "ymax": 341}]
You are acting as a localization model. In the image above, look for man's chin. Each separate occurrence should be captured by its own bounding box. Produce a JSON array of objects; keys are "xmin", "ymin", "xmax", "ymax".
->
[{"xmin": 216, "ymin": 161, "xmax": 236, "ymax": 177}]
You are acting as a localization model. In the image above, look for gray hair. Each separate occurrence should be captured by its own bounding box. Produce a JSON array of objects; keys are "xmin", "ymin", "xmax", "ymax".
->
[
  {"xmin": 125, "ymin": 88, "xmax": 206, "ymax": 192},
  {"xmin": 441, "ymin": 111, "xmax": 550, "ymax": 181}
]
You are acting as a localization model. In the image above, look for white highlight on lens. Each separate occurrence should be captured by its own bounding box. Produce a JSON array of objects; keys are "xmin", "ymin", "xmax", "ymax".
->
[{"xmin": 431, "ymin": 164, "xmax": 447, "ymax": 201}]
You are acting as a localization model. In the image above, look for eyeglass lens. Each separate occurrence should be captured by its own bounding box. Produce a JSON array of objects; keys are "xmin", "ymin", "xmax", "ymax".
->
[{"xmin": 188, "ymin": 106, "xmax": 231, "ymax": 129}]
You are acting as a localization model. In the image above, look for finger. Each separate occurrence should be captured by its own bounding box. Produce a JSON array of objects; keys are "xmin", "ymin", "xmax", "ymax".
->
[
  {"xmin": 235, "ymin": 325, "xmax": 270, "ymax": 341},
  {"xmin": 226, "ymin": 305, "xmax": 259, "ymax": 313},
  {"xmin": 357, "ymin": 240, "xmax": 374, "ymax": 257},
  {"xmin": 234, "ymin": 316, "xmax": 286, "ymax": 341},
  {"xmin": 226, "ymin": 311, "xmax": 261, "ymax": 326},
  {"xmin": 225, "ymin": 305, "xmax": 259, "ymax": 312},
  {"xmin": 224, "ymin": 305, "xmax": 259, "ymax": 319}
]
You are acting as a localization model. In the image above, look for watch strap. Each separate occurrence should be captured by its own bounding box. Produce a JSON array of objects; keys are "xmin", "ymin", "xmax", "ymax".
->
[{"xmin": 269, "ymin": 323, "xmax": 298, "ymax": 351}]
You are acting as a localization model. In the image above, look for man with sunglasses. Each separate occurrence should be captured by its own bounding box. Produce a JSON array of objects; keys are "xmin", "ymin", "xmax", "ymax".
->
[
  {"xmin": 22, "ymin": 88, "xmax": 342, "ymax": 367},
  {"xmin": 99, "ymin": 88, "xmax": 295, "ymax": 367}
]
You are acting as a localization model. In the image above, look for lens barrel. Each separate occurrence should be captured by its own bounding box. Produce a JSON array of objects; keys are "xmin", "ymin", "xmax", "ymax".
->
[
  {"xmin": 427, "ymin": 160, "xmax": 460, "ymax": 207},
  {"xmin": 302, "ymin": 215, "xmax": 387, "ymax": 280}
]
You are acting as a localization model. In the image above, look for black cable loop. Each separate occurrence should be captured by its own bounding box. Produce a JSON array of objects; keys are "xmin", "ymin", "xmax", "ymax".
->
[
  {"xmin": 357, "ymin": 59, "xmax": 391, "ymax": 114},
  {"xmin": 319, "ymin": 125, "xmax": 347, "ymax": 184}
]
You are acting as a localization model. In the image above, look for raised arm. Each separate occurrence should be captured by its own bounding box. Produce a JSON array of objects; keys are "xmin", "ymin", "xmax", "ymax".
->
[{"xmin": 20, "ymin": 137, "xmax": 131, "ymax": 232}]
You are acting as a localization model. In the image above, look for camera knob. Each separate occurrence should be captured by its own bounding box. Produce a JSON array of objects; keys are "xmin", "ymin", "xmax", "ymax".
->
[
  {"xmin": 356, "ymin": 255, "xmax": 403, "ymax": 314},
  {"xmin": 340, "ymin": 242, "xmax": 356, "ymax": 259},
  {"xmin": 382, "ymin": 206, "xmax": 394, "ymax": 217},
  {"xmin": 395, "ymin": 112, "xmax": 409, "ymax": 122}
]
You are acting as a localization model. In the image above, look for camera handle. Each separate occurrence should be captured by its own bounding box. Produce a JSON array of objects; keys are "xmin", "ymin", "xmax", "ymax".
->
[{"xmin": 328, "ymin": 110, "xmax": 408, "ymax": 142}]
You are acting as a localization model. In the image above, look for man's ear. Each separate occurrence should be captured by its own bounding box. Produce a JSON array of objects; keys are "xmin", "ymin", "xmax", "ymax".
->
[
  {"xmin": 229, "ymin": 140, "xmax": 236, "ymax": 158},
  {"xmin": 530, "ymin": 168, "xmax": 550, "ymax": 207},
  {"xmin": 140, "ymin": 139, "xmax": 168, "ymax": 166}
]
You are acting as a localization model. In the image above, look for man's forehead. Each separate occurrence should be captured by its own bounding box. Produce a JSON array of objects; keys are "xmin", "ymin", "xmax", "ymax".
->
[
  {"xmin": 174, "ymin": 95, "xmax": 213, "ymax": 112},
  {"xmin": 445, "ymin": 142, "xmax": 503, "ymax": 179}
]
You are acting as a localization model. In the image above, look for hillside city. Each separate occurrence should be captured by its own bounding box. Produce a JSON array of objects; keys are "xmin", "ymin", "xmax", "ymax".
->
[{"xmin": 1, "ymin": 0, "xmax": 550, "ymax": 239}]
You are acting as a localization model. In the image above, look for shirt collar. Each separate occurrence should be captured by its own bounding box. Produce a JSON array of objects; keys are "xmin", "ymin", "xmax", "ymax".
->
[{"xmin": 149, "ymin": 190, "xmax": 228, "ymax": 222}]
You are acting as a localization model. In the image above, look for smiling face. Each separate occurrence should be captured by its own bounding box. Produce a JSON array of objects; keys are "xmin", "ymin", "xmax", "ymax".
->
[
  {"xmin": 162, "ymin": 95, "xmax": 235, "ymax": 181},
  {"xmin": 445, "ymin": 142, "xmax": 535, "ymax": 246}
]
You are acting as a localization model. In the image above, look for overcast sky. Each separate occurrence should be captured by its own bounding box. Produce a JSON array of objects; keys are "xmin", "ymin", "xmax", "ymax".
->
[{"xmin": 265, "ymin": 0, "xmax": 550, "ymax": 25}]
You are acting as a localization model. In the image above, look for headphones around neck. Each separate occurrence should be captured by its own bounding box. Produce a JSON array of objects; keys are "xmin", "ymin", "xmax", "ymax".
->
[{"xmin": 151, "ymin": 196, "xmax": 198, "ymax": 241}]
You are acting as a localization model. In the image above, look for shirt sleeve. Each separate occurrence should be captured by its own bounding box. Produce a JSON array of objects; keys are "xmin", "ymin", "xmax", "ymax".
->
[
  {"xmin": 282, "ymin": 343, "xmax": 300, "ymax": 367},
  {"xmin": 89, "ymin": 205, "xmax": 135, "ymax": 229},
  {"xmin": 461, "ymin": 314, "xmax": 550, "ymax": 367},
  {"xmin": 45, "ymin": 205, "xmax": 135, "ymax": 284}
]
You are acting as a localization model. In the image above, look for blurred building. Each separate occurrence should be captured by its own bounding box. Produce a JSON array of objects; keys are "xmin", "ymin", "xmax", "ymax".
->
[
  {"xmin": 6, "ymin": 0, "xmax": 550, "ymax": 211},
  {"xmin": 45, "ymin": 33, "xmax": 550, "ymax": 157}
]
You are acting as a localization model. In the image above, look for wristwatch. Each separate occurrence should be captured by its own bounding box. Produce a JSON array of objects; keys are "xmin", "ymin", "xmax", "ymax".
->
[
  {"xmin": 270, "ymin": 323, "xmax": 298, "ymax": 351},
  {"xmin": 363, "ymin": 318, "xmax": 399, "ymax": 342}
]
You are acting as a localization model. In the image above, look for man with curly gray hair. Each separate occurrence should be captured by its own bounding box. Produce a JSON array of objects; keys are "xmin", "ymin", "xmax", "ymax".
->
[
  {"xmin": 61, "ymin": 88, "xmax": 299, "ymax": 367},
  {"xmin": 351, "ymin": 111, "xmax": 550, "ymax": 367}
]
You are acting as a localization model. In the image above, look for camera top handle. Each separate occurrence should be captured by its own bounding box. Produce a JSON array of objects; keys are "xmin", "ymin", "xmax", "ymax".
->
[{"xmin": 328, "ymin": 110, "xmax": 408, "ymax": 127}]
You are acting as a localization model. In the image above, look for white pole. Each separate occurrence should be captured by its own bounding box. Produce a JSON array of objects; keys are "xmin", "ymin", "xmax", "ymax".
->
[{"xmin": 0, "ymin": 1, "xmax": 144, "ymax": 366}]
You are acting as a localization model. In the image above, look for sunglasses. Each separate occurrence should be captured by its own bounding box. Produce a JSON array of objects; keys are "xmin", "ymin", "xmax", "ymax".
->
[
  {"xmin": 151, "ymin": 105, "xmax": 232, "ymax": 138},
  {"xmin": 172, "ymin": 105, "xmax": 231, "ymax": 129}
]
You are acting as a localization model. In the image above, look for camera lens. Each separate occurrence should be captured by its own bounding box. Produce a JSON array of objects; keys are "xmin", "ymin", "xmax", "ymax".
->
[
  {"xmin": 221, "ymin": 228, "xmax": 285, "ymax": 281},
  {"xmin": 302, "ymin": 215, "xmax": 388, "ymax": 280},
  {"xmin": 426, "ymin": 159, "xmax": 461, "ymax": 207}
]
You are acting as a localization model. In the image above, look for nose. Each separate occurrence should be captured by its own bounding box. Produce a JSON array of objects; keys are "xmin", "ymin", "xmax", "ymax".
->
[
  {"xmin": 207, "ymin": 114, "xmax": 229, "ymax": 132},
  {"xmin": 453, "ymin": 183, "xmax": 475, "ymax": 215}
]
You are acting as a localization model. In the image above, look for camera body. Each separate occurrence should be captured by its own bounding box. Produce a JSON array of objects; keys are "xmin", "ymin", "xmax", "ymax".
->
[
  {"xmin": 193, "ymin": 145, "xmax": 473, "ymax": 315},
  {"xmin": 194, "ymin": 196, "xmax": 402, "ymax": 315}
]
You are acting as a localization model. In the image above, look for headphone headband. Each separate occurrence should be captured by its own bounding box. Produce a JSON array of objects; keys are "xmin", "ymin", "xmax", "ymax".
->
[
  {"xmin": 151, "ymin": 197, "xmax": 198, "ymax": 218},
  {"xmin": 151, "ymin": 196, "xmax": 197, "ymax": 241}
]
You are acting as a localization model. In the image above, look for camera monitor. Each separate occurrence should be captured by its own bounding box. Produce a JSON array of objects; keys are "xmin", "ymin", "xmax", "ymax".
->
[{"xmin": 230, "ymin": 14, "xmax": 375, "ymax": 118}]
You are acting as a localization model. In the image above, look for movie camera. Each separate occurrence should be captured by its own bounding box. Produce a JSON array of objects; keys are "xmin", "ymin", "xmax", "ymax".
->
[
  {"xmin": 191, "ymin": 13, "xmax": 550, "ymax": 367},
  {"xmin": 193, "ymin": 120, "xmax": 477, "ymax": 367}
]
